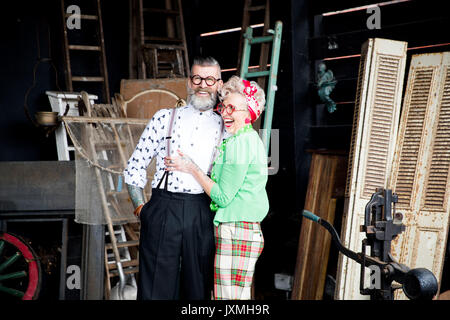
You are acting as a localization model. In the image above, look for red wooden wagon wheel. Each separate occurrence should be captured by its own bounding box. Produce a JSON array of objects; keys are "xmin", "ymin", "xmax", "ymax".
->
[{"xmin": 0, "ymin": 232, "xmax": 41, "ymax": 300}]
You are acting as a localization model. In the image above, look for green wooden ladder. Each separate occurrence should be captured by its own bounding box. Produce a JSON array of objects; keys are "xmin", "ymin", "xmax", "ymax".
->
[{"xmin": 239, "ymin": 20, "xmax": 283, "ymax": 157}]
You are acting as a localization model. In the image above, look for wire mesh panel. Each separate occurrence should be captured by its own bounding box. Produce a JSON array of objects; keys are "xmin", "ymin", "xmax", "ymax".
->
[{"xmin": 63, "ymin": 116, "xmax": 152, "ymax": 225}]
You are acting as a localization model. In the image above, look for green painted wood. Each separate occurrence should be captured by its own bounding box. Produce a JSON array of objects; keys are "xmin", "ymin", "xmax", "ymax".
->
[{"xmin": 239, "ymin": 21, "xmax": 283, "ymax": 156}]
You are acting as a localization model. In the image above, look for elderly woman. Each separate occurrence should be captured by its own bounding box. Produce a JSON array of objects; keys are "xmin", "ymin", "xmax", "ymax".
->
[{"xmin": 165, "ymin": 75, "xmax": 269, "ymax": 300}]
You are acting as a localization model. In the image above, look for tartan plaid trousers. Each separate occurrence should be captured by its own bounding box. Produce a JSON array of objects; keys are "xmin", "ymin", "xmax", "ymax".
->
[{"xmin": 213, "ymin": 221, "xmax": 264, "ymax": 300}]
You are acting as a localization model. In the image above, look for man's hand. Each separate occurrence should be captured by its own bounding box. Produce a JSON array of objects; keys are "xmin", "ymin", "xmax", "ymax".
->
[
  {"xmin": 165, "ymin": 149, "xmax": 215, "ymax": 197},
  {"xmin": 134, "ymin": 203, "xmax": 144, "ymax": 217}
]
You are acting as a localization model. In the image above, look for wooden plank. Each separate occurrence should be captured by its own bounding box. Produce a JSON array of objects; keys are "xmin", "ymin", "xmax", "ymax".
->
[
  {"xmin": 107, "ymin": 259, "xmax": 139, "ymax": 271},
  {"xmin": 61, "ymin": 0, "xmax": 73, "ymax": 91},
  {"xmin": 144, "ymin": 36, "xmax": 183, "ymax": 43},
  {"xmin": 315, "ymin": 198, "xmax": 337, "ymax": 299},
  {"xmin": 177, "ymin": 0, "xmax": 190, "ymax": 76},
  {"xmin": 64, "ymin": 13, "xmax": 98, "ymax": 20},
  {"xmin": 119, "ymin": 78, "xmax": 187, "ymax": 119},
  {"xmin": 291, "ymin": 151, "xmax": 347, "ymax": 300},
  {"xmin": 248, "ymin": 5, "xmax": 266, "ymax": 11},
  {"xmin": 96, "ymin": 0, "xmax": 111, "ymax": 103},
  {"xmin": 69, "ymin": 45, "xmax": 101, "ymax": 51},
  {"xmin": 62, "ymin": 116, "xmax": 148, "ymax": 124},
  {"xmin": 72, "ymin": 76, "xmax": 105, "ymax": 82},
  {"xmin": 109, "ymin": 267, "xmax": 139, "ymax": 277},
  {"xmin": 438, "ymin": 290, "xmax": 450, "ymax": 300},
  {"xmin": 105, "ymin": 240, "xmax": 139, "ymax": 250}
]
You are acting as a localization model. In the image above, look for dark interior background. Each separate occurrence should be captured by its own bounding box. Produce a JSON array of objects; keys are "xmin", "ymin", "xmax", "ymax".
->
[{"xmin": 0, "ymin": 0, "xmax": 449, "ymax": 299}]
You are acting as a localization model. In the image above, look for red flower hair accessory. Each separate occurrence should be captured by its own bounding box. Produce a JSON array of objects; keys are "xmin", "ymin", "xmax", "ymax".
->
[{"xmin": 242, "ymin": 79, "xmax": 260, "ymax": 123}]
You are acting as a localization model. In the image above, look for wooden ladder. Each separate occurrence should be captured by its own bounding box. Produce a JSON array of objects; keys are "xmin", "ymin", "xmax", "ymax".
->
[
  {"xmin": 104, "ymin": 225, "xmax": 139, "ymax": 300},
  {"xmin": 239, "ymin": 21, "xmax": 283, "ymax": 156},
  {"xmin": 79, "ymin": 92, "xmax": 141, "ymax": 299},
  {"xmin": 237, "ymin": 0, "xmax": 271, "ymax": 90},
  {"xmin": 61, "ymin": 0, "xmax": 111, "ymax": 103},
  {"xmin": 129, "ymin": 0, "xmax": 189, "ymax": 79}
]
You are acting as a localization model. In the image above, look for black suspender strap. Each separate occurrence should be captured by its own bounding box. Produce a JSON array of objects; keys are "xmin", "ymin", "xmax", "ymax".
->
[
  {"xmin": 157, "ymin": 108, "xmax": 222, "ymax": 187},
  {"xmin": 156, "ymin": 107, "xmax": 177, "ymax": 190}
]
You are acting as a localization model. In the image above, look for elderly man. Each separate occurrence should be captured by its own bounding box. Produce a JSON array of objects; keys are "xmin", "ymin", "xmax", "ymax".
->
[{"xmin": 123, "ymin": 56, "xmax": 226, "ymax": 300}]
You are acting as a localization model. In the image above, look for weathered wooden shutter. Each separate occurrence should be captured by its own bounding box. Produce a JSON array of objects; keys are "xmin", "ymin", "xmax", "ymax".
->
[
  {"xmin": 389, "ymin": 52, "xmax": 450, "ymax": 299},
  {"xmin": 335, "ymin": 38, "xmax": 408, "ymax": 300}
]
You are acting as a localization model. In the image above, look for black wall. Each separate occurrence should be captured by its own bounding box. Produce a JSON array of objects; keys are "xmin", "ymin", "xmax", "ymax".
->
[{"xmin": 0, "ymin": 0, "xmax": 129, "ymax": 161}]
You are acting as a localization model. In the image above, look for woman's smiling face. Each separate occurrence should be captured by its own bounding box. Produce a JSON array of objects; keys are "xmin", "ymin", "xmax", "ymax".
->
[{"xmin": 220, "ymin": 93, "xmax": 250, "ymax": 135}]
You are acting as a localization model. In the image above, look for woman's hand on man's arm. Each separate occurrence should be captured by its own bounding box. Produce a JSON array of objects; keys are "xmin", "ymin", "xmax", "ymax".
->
[{"xmin": 165, "ymin": 150, "xmax": 215, "ymax": 196}]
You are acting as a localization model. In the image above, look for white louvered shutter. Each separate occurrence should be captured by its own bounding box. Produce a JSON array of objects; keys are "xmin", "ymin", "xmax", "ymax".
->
[
  {"xmin": 389, "ymin": 52, "xmax": 450, "ymax": 300},
  {"xmin": 335, "ymin": 38, "xmax": 408, "ymax": 300}
]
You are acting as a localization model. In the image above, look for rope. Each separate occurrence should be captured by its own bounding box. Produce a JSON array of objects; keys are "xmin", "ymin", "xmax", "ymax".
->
[
  {"xmin": 63, "ymin": 120, "xmax": 124, "ymax": 175},
  {"xmin": 63, "ymin": 89, "xmax": 186, "ymax": 174}
]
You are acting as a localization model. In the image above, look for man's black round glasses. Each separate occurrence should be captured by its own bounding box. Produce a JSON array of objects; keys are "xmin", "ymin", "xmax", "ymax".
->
[{"xmin": 190, "ymin": 75, "xmax": 221, "ymax": 86}]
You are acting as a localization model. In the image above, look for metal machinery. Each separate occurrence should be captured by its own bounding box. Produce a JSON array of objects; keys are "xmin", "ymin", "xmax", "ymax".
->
[{"xmin": 303, "ymin": 188, "xmax": 438, "ymax": 300}]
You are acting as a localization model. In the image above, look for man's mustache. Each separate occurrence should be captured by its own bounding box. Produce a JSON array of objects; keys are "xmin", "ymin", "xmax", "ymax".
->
[{"xmin": 193, "ymin": 87, "xmax": 213, "ymax": 94}]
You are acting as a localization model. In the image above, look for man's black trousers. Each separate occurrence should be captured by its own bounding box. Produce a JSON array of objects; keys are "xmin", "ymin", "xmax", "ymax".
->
[{"xmin": 137, "ymin": 188, "xmax": 215, "ymax": 300}]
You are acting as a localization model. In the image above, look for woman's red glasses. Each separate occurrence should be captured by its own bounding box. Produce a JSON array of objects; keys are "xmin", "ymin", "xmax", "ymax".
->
[{"xmin": 215, "ymin": 102, "xmax": 247, "ymax": 115}]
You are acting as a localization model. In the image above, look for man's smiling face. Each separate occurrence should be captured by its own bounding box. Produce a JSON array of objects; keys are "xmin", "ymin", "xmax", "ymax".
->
[{"xmin": 187, "ymin": 65, "xmax": 223, "ymax": 111}]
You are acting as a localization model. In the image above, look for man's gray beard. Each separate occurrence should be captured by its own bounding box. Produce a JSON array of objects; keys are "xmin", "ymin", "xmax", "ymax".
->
[{"xmin": 187, "ymin": 88, "xmax": 217, "ymax": 111}]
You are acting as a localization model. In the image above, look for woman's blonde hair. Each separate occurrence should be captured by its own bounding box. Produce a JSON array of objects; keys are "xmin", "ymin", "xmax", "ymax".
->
[{"xmin": 219, "ymin": 76, "xmax": 266, "ymax": 112}]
